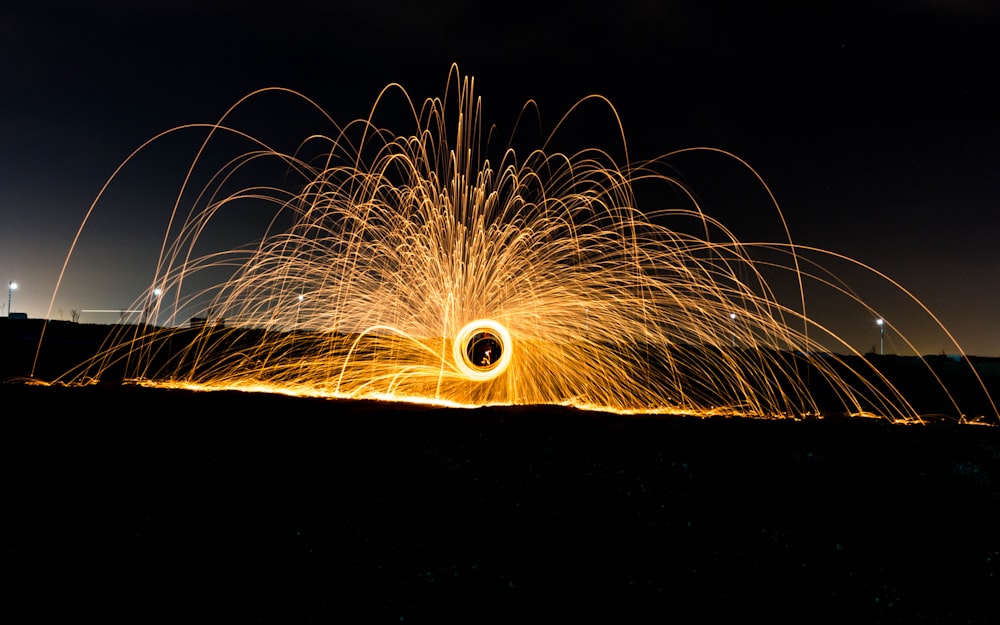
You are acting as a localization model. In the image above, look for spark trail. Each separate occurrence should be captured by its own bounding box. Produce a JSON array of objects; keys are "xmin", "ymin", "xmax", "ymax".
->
[{"xmin": 41, "ymin": 66, "xmax": 998, "ymax": 423}]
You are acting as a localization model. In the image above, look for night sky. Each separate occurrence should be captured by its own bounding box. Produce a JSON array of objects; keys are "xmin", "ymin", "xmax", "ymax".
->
[{"xmin": 2, "ymin": 1, "xmax": 998, "ymax": 356}]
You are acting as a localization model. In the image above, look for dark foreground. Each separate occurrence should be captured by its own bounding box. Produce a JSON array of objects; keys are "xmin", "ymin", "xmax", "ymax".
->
[{"xmin": 5, "ymin": 383, "xmax": 1000, "ymax": 622}]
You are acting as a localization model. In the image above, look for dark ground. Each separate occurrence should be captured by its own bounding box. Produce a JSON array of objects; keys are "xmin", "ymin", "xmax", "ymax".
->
[
  {"xmin": 5, "ymin": 382, "xmax": 1000, "ymax": 623},
  {"xmin": 5, "ymin": 318, "xmax": 1000, "ymax": 621}
]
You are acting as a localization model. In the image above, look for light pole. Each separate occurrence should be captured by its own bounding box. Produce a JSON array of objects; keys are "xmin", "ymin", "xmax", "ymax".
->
[
  {"xmin": 297, "ymin": 293, "xmax": 304, "ymax": 327},
  {"xmin": 876, "ymin": 318, "xmax": 885, "ymax": 355},
  {"xmin": 730, "ymin": 312, "xmax": 737, "ymax": 348},
  {"xmin": 144, "ymin": 288, "xmax": 161, "ymax": 325},
  {"xmin": 7, "ymin": 281, "xmax": 17, "ymax": 317}
]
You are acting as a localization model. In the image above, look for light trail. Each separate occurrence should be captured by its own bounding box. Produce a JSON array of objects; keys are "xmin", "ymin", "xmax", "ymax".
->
[{"xmin": 38, "ymin": 66, "xmax": 998, "ymax": 423}]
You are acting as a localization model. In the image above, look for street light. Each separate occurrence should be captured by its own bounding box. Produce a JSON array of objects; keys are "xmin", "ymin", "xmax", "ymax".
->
[
  {"xmin": 876, "ymin": 318, "xmax": 885, "ymax": 355},
  {"xmin": 144, "ymin": 287, "xmax": 161, "ymax": 325},
  {"xmin": 7, "ymin": 281, "xmax": 17, "ymax": 317},
  {"xmin": 297, "ymin": 293, "xmax": 304, "ymax": 327},
  {"xmin": 730, "ymin": 312, "xmax": 738, "ymax": 348}
]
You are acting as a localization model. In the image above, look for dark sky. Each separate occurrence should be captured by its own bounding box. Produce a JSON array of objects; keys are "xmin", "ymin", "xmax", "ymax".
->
[{"xmin": 2, "ymin": 1, "xmax": 998, "ymax": 356}]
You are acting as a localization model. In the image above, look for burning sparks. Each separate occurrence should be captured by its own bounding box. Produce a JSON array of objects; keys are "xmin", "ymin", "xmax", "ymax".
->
[{"xmin": 43, "ymin": 66, "xmax": 998, "ymax": 422}]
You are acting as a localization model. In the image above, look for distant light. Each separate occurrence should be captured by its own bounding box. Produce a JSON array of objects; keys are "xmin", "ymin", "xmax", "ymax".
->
[
  {"xmin": 876, "ymin": 318, "xmax": 884, "ymax": 326},
  {"xmin": 730, "ymin": 312, "xmax": 737, "ymax": 320},
  {"xmin": 153, "ymin": 288, "xmax": 162, "ymax": 297},
  {"xmin": 7, "ymin": 281, "xmax": 17, "ymax": 318}
]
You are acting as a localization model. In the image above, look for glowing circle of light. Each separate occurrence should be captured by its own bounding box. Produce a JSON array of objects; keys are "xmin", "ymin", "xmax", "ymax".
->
[{"xmin": 453, "ymin": 319, "xmax": 513, "ymax": 382}]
